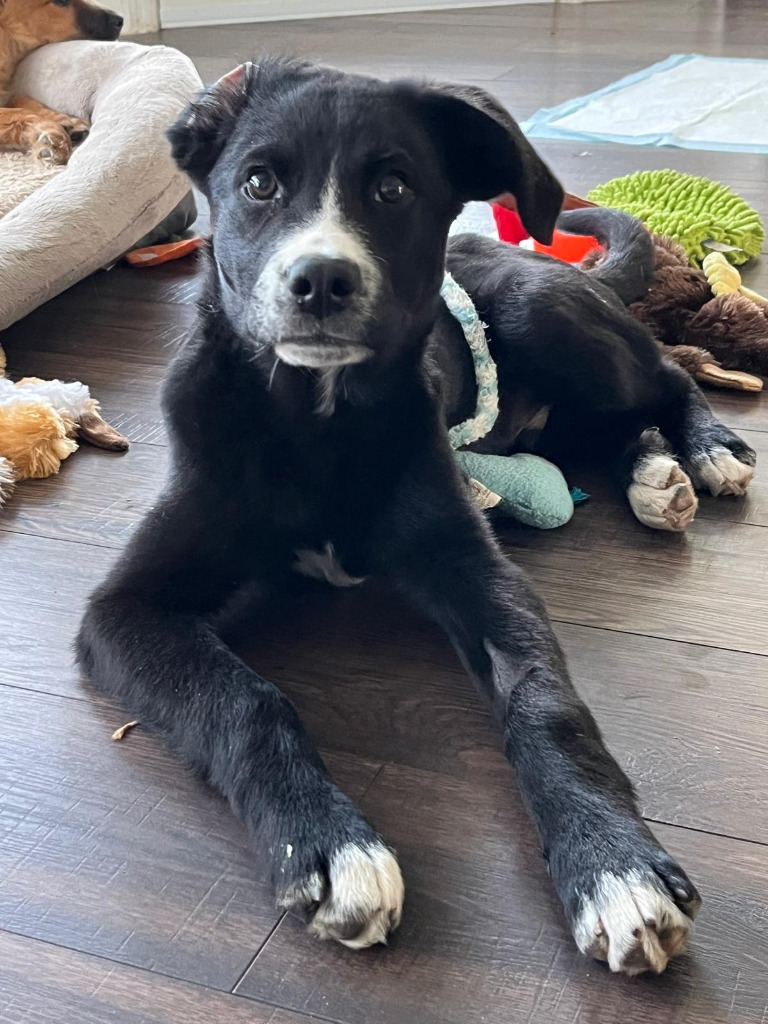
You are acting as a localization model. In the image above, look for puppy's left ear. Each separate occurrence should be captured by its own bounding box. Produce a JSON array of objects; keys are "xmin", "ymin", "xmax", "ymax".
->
[
  {"xmin": 400, "ymin": 81, "xmax": 563, "ymax": 244},
  {"xmin": 167, "ymin": 62, "xmax": 256, "ymax": 190}
]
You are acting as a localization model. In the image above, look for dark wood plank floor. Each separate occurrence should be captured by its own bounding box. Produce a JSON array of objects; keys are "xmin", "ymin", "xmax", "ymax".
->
[{"xmin": 2, "ymin": 2, "xmax": 767, "ymax": 1022}]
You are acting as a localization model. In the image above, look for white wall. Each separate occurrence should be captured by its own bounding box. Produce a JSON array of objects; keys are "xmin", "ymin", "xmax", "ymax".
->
[
  {"xmin": 159, "ymin": 0, "xmax": 552, "ymax": 30},
  {"xmin": 114, "ymin": 0, "xmax": 160, "ymax": 34}
]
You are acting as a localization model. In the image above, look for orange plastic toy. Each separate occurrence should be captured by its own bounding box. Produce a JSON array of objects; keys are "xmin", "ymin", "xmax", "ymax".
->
[
  {"xmin": 125, "ymin": 237, "xmax": 204, "ymax": 267},
  {"xmin": 532, "ymin": 230, "xmax": 601, "ymax": 263},
  {"xmin": 492, "ymin": 193, "xmax": 602, "ymax": 264}
]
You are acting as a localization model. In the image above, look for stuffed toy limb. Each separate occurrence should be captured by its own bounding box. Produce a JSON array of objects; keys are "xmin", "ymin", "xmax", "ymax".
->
[
  {"xmin": 657, "ymin": 342, "xmax": 763, "ymax": 392},
  {"xmin": 704, "ymin": 251, "xmax": 768, "ymax": 308},
  {"xmin": 13, "ymin": 376, "xmax": 129, "ymax": 450},
  {"xmin": 0, "ymin": 365, "xmax": 128, "ymax": 508}
]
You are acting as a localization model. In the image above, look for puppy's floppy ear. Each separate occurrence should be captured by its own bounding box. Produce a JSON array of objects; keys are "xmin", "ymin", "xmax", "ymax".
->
[
  {"xmin": 399, "ymin": 81, "xmax": 563, "ymax": 244},
  {"xmin": 167, "ymin": 62, "xmax": 256, "ymax": 189}
]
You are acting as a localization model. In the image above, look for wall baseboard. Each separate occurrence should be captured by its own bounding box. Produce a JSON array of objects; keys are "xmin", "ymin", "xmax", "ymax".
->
[{"xmin": 159, "ymin": 0, "xmax": 551, "ymax": 30}]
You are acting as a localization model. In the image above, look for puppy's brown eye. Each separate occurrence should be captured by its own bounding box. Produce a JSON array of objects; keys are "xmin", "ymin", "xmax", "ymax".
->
[
  {"xmin": 376, "ymin": 174, "xmax": 412, "ymax": 204},
  {"xmin": 244, "ymin": 168, "xmax": 278, "ymax": 201}
]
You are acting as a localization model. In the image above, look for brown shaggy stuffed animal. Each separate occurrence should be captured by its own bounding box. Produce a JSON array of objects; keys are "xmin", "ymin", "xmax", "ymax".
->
[{"xmin": 585, "ymin": 235, "xmax": 767, "ymax": 390}]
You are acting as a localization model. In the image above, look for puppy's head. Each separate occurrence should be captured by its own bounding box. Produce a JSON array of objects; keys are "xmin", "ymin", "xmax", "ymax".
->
[
  {"xmin": 169, "ymin": 59, "xmax": 562, "ymax": 371},
  {"xmin": 0, "ymin": 0, "xmax": 123, "ymax": 45}
]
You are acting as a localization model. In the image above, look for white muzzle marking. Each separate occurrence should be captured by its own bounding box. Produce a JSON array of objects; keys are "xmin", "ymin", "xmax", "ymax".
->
[
  {"xmin": 275, "ymin": 342, "xmax": 372, "ymax": 368},
  {"xmin": 252, "ymin": 175, "xmax": 381, "ymax": 362}
]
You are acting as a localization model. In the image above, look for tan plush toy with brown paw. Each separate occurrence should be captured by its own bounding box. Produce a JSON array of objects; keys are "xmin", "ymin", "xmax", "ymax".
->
[{"xmin": 0, "ymin": 348, "xmax": 128, "ymax": 507}]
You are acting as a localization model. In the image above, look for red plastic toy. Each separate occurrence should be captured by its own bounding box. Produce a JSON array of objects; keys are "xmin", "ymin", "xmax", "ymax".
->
[{"xmin": 492, "ymin": 195, "xmax": 602, "ymax": 265}]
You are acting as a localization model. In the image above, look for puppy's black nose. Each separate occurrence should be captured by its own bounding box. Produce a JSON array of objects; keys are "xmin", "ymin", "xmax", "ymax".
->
[
  {"xmin": 109, "ymin": 12, "xmax": 124, "ymax": 33},
  {"xmin": 287, "ymin": 257, "xmax": 361, "ymax": 318}
]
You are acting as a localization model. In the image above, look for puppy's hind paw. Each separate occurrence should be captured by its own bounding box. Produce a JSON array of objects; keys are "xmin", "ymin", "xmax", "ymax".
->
[
  {"xmin": 628, "ymin": 455, "xmax": 698, "ymax": 531},
  {"xmin": 689, "ymin": 446, "xmax": 755, "ymax": 497}
]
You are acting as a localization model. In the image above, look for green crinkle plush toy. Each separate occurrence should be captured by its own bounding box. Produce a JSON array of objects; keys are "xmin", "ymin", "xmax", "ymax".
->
[
  {"xmin": 588, "ymin": 170, "xmax": 764, "ymax": 267},
  {"xmin": 455, "ymin": 450, "xmax": 575, "ymax": 529}
]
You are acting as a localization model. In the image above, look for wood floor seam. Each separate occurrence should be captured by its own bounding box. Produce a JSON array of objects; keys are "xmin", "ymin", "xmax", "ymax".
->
[
  {"xmin": 0, "ymin": 924, "xmax": 237, "ymax": 995},
  {"xmin": 546, "ymin": 617, "xmax": 768, "ymax": 659},
  {"xmin": 230, "ymin": 912, "xmax": 287, "ymax": 994},
  {"xmin": 642, "ymin": 817, "xmax": 768, "ymax": 850}
]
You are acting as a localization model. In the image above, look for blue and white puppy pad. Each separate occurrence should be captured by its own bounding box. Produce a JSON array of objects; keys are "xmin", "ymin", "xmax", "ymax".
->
[{"xmin": 521, "ymin": 55, "xmax": 768, "ymax": 154}]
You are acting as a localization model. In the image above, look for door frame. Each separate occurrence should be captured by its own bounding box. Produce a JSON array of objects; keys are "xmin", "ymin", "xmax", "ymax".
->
[{"xmin": 118, "ymin": 0, "xmax": 161, "ymax": 34}]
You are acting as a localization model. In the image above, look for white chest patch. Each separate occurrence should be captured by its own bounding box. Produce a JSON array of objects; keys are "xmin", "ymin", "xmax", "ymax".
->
[{"xmin": 292, "ymin": 542, "xmax": 365, "ymax": 587}]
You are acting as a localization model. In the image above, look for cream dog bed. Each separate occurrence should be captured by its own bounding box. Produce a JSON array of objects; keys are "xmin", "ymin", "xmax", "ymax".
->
[{"xmin": 0, "ymin": 40, "xmax": 202, "ymax": 331}]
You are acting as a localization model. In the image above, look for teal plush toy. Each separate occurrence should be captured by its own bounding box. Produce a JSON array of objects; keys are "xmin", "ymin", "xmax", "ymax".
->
[
  {"xmin": 455, "ymin": 450, "xmax": 575, "ymax": 529},
  {"xmin": 441, "ymin": 271, "xmax": 581, "ymax": 530}
]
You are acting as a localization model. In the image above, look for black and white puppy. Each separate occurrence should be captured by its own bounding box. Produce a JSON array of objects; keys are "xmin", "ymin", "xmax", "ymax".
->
[{"xmin": 78, "ymin": 58, "xmax": 720, "ymax": 976}]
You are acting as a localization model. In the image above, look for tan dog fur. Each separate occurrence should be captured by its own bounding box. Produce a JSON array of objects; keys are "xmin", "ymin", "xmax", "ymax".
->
[{"xmin": 0, "ymin": 0, "xmax": 122, "ymax": 164}]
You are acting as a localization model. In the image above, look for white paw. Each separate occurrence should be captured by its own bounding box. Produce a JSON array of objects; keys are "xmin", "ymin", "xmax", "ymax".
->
[
  {"xmin": 305, "ymin": 842, "xmax": 404, "ymax": 949},
  {"xmin": 689, "ymin": 447, "xmax": 755, "ymax": 496},
  {"xmin": 574, "ymin": 869, "xmax": 695, "ymax": 976},
  {"xmin": 628, "ymin": 455, "xmax": 698, "ymax": 531}
]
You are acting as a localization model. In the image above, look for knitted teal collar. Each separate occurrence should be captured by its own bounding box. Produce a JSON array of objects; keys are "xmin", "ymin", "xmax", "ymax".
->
[{"xmin": 440, "ymin": 271, "xmax": 499, "ymax": 449}]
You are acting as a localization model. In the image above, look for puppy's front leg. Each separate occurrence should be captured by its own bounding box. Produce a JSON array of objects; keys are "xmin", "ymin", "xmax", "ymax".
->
[
  {"xmin": 376, "ymin": 469, "xmax": 700, "ymax": 975},
  {"xmin": 78, "ymin": 482, "xmax": 402, "ymax": 949}
]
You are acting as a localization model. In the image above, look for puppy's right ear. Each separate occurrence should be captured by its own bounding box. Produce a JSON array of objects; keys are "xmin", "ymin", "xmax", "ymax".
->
[{"xmin": 167, "ymin": 62, "xmax": 256, "ymax": 189}]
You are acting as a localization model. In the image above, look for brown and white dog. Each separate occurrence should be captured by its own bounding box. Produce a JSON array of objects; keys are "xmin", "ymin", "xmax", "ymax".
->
[{"xmin": 0, "ymin": 0, "xmax": 123, "ymax": 164}]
